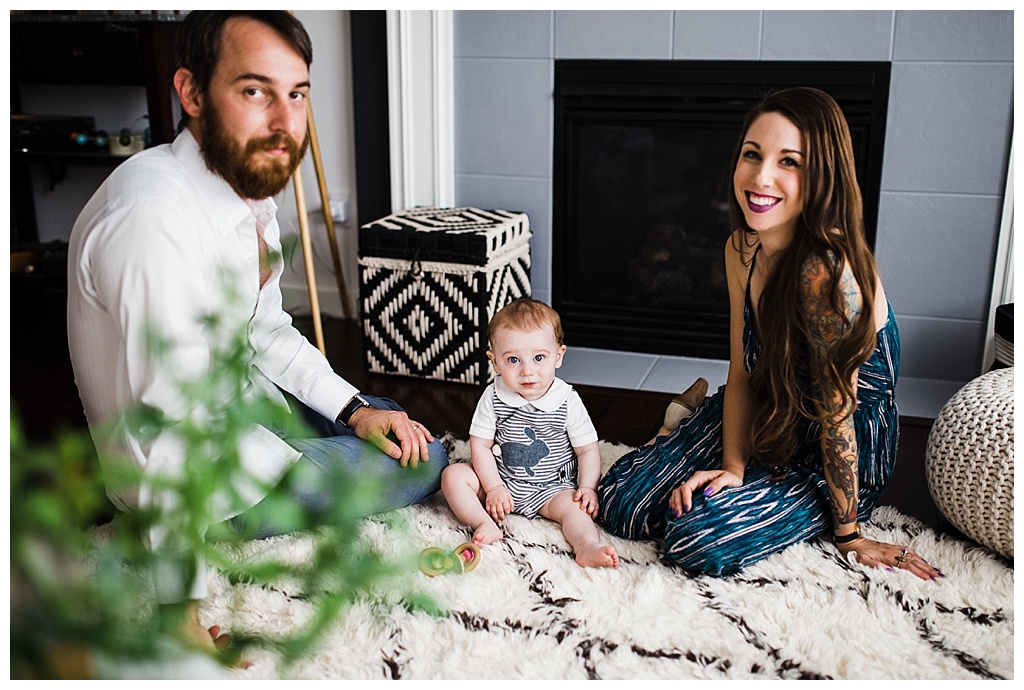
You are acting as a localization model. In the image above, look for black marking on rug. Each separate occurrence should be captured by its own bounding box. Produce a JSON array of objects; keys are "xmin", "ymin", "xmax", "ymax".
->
[
  {"xmin": 630, "ymin": 644, "xmax": 733, "ymax": 674},
  {"xmin": 577, "ymin": 638, "xmax": 619, "ymax": 680},
  {"xmin": 439, "ymin": 432, "xmax": 460, "ymax": 458},
  {"xmin": 379, "ymin": 629, "xmax": 409, "ymax": 680},
  {"xmin": 869, "ymin": 572, "xmax": 1011, "ymax": 679},
  {"xmin": 934, "ymin": 603, "xmax": 1007, "ymax": 626},
  {"xmin": 382, "ymin": 653, "xmax": 401, "ymax": 680},
  {"xmin": 471, "ymin": 531, "xmax": 633, "ymax": 677},
  {"xmin": 914, "ymin": 613, "xmax": 1007, "ymax": 680},
  {"xmin": 693, "ymin": 577, "xmax": 832, "ymax": 680}
]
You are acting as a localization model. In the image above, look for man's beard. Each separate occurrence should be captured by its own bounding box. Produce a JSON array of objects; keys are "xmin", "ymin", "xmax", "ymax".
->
[{"xmin": 198, "ymin": 105, "xmax": 309, "ymax": 200}]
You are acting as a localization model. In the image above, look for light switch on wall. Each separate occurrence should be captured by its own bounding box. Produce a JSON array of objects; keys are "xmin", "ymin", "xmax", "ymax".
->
[{"xmin": 329, "ymin": 197, "xmax": 348, "ymax": 224}]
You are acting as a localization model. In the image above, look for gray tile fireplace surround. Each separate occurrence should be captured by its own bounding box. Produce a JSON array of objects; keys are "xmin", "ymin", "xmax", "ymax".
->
[{"xmin": 451, "ymin": 10, "xmax": 1012, "ymax": 416}]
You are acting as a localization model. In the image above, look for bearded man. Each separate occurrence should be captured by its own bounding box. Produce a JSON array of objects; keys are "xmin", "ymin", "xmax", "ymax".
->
[{"xmin": 67, "ymin": 11, "xmax": 448, "ymax": 651}]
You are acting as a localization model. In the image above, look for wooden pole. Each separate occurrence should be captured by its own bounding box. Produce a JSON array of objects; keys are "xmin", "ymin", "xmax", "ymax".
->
[
  {"xmin": 287, "ymin": 8, "xmax": 351, "ymax": 339},
  {"xmin": 293, "ymin": 164, "xmax": 326, "ymax": 355},
  {"xmin": 305, "ymin": 98, "xmax": 352, "ymax": 319}
]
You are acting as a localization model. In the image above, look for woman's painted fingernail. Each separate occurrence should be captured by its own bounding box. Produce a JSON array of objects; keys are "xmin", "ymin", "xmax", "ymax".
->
[
  {"xmin": 886, "ymin": 567, "xmax": 895, "ymax": 573},
  {"xmin": 703, "ymin": 487, "xmax": 714, "ymax": 497},
  {"xmin": 684, "ymin": 503, "xmax": 691, "ymax": 513}
]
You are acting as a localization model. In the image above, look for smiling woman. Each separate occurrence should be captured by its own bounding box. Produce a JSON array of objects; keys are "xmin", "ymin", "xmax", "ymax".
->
[
  {"xmin": 597, "ymin": 87, "xmax": 943, "ymax": 584},
  {"xmin": 732, "ymin": 111, "xmax": 805, "ymax": 247}
]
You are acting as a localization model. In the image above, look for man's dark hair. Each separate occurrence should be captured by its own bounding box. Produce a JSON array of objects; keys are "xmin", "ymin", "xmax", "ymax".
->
[{"xmin": 174, "ymin": 10, "xmax": 313, "ymax": 129}]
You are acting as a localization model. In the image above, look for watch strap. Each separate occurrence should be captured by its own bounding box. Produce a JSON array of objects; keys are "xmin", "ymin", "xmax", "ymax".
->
[
  {"xmin": 337, "ymin": 394, "xmax": 370, "ymax": 426},
  {"xmin": 833, "ymin": 523, "xmax": 861, "ymax": 544}
]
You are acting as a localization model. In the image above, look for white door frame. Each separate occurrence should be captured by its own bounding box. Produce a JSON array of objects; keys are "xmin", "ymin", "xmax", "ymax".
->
[
  {"xmin": 386, "ymin": 10, "xmax": 454, "ymax": 211},
  {"xmin": 983, "ymin": 141, "xmax": 1014, "ymax": 372}
]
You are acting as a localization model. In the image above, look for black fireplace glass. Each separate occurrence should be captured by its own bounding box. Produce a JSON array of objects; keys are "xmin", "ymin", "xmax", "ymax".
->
[
  {"xmin": 553, "ymin": 60, "xmax": 890, "ymax": 360},
  {"xmin": 574, "ymin": 121, "xmax": 735, "ymax": 314}
]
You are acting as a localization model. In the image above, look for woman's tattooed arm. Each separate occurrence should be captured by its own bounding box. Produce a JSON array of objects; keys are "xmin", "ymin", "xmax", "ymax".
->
[{"xmin": 801, "ymin": 255, "xmax": 861, "ymax": 528}]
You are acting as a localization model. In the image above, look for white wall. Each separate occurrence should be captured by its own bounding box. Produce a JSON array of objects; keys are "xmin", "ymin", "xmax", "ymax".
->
[{"xmin": 280, "ymin": 9, "xmax": 359, "ymax": 320}]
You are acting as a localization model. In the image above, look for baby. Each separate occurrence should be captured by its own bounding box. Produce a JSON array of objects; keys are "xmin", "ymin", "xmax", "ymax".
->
[{"xmin": 441, "ymin": 298, "xmax": 619, "ymax": 569}]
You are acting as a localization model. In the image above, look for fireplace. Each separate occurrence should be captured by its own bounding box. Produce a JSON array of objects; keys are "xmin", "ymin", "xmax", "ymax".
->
[{"xmin": 552, "ymin": 60, "xmax": 890, "ymax": 360}]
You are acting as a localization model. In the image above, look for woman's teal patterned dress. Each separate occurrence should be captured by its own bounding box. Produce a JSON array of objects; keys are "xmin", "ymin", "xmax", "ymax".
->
[{"xmin": 597, "ymin": 251, "xmax": 900, "ymax": 575}]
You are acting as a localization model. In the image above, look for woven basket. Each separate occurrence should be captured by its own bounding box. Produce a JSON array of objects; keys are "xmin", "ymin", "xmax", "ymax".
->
[{"xmin": 925, "ymin": 367, "xmax": 1014, "ymax": 558}]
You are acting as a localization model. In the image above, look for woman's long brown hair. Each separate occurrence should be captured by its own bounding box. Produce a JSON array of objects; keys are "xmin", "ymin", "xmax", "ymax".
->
[{"xmin": 728, "ymin": 87, "xmax": 880, "ymax": 472}]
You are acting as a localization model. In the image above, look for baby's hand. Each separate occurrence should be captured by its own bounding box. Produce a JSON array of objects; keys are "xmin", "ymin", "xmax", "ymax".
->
[
  {"xmin": 574, "ymin": 487, "xmax": 599, "ymax": 517},
  {"xmin": 485, "ymin": 485, "xmax": 514, "ymax": 522}
]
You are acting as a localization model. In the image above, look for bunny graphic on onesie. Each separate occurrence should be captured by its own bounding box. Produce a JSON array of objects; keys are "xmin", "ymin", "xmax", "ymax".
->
[{"xmin": 471, "ymin": 375, "xmax": 597, "ymax": 518}]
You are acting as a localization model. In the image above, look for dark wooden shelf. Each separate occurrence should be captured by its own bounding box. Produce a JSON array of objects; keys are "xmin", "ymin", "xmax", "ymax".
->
[
  {"xmin": 10, "ymin": 15, "xmax": 182, "ymax": 244},
  {"xmin": 12, "ymin": 149, "xmax": 141, "ymax": 167}
]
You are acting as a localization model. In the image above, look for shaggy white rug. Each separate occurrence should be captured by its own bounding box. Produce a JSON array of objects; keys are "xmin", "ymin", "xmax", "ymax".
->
[{"xmin": 204, "ymin": 440, "xmax": 1014, "ymax": 680}]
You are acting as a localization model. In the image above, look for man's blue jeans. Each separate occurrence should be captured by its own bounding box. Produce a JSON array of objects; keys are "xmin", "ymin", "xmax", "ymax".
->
[{"xmin": 215, "ymin": 394, "xmax": 449, "ymax": 540}]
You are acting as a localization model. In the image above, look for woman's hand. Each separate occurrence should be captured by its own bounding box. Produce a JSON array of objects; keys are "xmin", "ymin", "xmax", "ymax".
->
[
  {"xmin": 485, "ymin": 485, "xmax": 514, "ymax": 523},
  {"xmin": 668, "ymin": 469, "xmax": 743, "ymax": 517},
  {"xmin": 838, "ymin": 537, "xmax": 944, "ymax": 581}
]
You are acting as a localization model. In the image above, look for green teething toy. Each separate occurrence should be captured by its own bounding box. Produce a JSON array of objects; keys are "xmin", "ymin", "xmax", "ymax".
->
[{"xmin": 418, "ymin": 542, "xmax": 482, "ymax": 577}]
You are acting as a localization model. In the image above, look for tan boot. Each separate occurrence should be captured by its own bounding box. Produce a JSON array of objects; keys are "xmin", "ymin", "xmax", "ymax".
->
[{"xmin": 663, "ymin": 377, "xmax": 709, "ymax": 431}]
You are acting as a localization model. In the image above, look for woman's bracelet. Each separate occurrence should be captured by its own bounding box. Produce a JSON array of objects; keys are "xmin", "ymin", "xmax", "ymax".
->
[{"xmin": 833, "ymin": 523, "xmax": 861, "ymax": 544}]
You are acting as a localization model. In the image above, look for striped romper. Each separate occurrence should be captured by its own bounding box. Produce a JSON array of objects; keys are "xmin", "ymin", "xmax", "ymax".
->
[
  {"xmin": 471, "ymin": 377, "xmax": 598, "ymax": 519},
  {"xmin": 598, "ymin": 258, "xmax": 901, "ymax": 576}
]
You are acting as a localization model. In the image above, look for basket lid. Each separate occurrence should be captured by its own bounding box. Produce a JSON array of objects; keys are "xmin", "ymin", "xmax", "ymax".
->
[{"xmin": 359, "ymin": 207, "xmax": 530, "ymax": 265}]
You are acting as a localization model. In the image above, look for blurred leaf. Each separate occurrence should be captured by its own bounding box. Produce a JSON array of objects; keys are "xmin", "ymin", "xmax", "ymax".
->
[{"xmin": 11, "ymin": 280, "xmax": 436, "ymax": 678}]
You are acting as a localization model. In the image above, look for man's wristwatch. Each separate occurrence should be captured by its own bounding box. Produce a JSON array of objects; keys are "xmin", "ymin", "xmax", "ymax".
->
[{"xmin": 337, "ymin": 394, "xmax": 371, "ymax": 426}]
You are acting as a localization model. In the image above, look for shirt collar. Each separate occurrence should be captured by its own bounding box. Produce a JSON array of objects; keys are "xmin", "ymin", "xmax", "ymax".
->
[
  {"xmin": 245, "ymin": 198, "xmax": 278, "ymax": 229},
  {"xmin": 494, "ymin": 376, "xmax": 572, "ymax": 412}
]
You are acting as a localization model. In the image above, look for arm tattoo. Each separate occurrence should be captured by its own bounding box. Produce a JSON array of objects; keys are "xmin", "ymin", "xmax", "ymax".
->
[
  {"xmin": 823, "ymin": 415, "xmax": 859, "ymax": 524},
  {"xmin": 801, "ymin": 255, "xmax": 861, "ymax": 526},
  {"xmin": 800, "ymin": 256, "xmax": 862, "ymax": 349}
]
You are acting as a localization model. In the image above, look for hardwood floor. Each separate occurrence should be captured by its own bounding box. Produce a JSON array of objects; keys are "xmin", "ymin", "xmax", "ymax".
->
[
  {"xmin": 9, "ymin": 276, "xmax": 941, "ymax": 530},
  {"xmin": 307, "ymin": 316, "xmax": 942, "ymax": 530},
  {"xmin": 312, "ymin": 315, "xmax": 676, "ymax": 448}
]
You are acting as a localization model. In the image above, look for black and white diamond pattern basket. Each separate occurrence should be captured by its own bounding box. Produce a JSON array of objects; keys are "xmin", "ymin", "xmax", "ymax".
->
[{"xmin": 359, "ymin": 207, "xmax": 531, "ymax": 385}]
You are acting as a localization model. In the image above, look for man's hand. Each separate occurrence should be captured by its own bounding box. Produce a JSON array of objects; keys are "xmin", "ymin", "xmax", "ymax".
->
[{"xmin": 348, "ymin": 406, "xmax": 433, "ymax": 468}]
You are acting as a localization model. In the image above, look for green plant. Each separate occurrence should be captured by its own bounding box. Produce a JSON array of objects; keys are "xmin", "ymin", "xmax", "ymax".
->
[{"xmin": 10, "ymin": 284, "xmax": 433, "ymax": 678}]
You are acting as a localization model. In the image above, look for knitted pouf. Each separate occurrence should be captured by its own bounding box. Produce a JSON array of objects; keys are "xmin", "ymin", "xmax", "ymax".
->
[{"xmin": 925, "ymin": 367, "xmax": 1014, "ymax": 558}]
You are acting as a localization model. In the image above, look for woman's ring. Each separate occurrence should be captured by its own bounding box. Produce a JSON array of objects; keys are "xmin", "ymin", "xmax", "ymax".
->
[{"xmin": 894, "ymin": 548, "xmax": 911, "ymax": 566}]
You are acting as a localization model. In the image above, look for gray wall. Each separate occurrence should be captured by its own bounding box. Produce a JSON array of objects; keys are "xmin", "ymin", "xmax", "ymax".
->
[{"xmin": 452, "ymin": 10, "xmax": 1013, "ymax": 384}]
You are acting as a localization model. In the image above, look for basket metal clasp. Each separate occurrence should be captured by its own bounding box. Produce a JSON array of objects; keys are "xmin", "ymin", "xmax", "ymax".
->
[{"xmin": 409, "ymin": 248, "xmax": 424, "ymax": 280}]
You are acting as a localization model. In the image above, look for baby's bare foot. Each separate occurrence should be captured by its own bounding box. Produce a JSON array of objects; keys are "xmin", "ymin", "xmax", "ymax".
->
[
  {"xmin": 575, "ymin": 543, "xmax": 620, "ymax": 569},
  {"xmin": 473, "ymin": 522, "xmax": 503, "ymax": 545}
]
